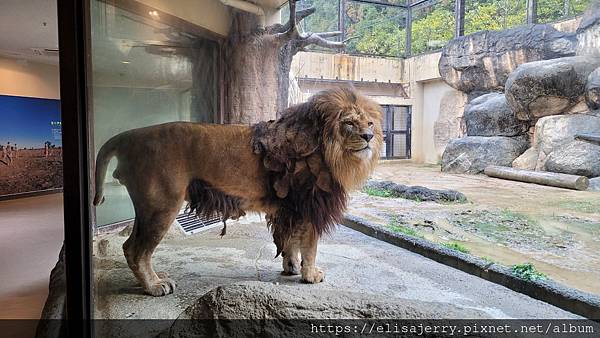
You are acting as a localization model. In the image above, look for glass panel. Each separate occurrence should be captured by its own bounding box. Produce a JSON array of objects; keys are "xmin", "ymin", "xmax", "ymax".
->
[
  {"xmin": 411, "ymin": 0, "xmax": 456, "ymax": 55},
  {"xmin": 91, "ymin": 1, "xmax": 219, "ymax": 226},
  {"xmin": 465, "ymin": 0, "xmax": 527, "ymax": 35},
  {"xmin": 344, "ymin": 1, "xmax": 407, "ymax": 57},
  {"xmin": 537, "ymin": 0, "xmax": 592, "ymax": 23}
]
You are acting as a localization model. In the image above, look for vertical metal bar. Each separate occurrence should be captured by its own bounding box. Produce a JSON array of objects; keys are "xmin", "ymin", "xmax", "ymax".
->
[
  {"xmin": 405, "ymin": 2, "xmax": 412, "ymax": 58},
  {"xmin": 406, "ymin": 106, "xmax": 412, "ymax": 159},
  {"xmin": 527, "ymin": 0, "xmax": 538, "ymax": 24},
  {"xmin": 57, "ymin": 0, "xmax": 93, "ymax": 336},
  {"xmin": 455, "ymin": 0, "xmax": 466, "ymax": 37},
  {"xmin": 339, "ymin": 0, "xmax": 345, "ymax": 43}
]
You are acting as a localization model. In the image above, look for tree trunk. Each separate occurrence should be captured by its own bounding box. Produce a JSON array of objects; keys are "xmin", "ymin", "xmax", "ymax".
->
[{"xmin": 222, "ymin": 1, "xmax": 344, "ymax": 124}]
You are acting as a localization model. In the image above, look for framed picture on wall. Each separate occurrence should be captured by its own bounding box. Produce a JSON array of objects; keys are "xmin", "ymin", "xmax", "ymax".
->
[{"xmin": 0, "ymin": 94, "xmax": 62, "ymax": 197}]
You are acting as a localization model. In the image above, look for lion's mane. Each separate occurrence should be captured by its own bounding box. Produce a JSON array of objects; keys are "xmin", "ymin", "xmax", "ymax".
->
[{"xmin": 251, "ymin": 88, "xmax": 383, "ymax": 255}]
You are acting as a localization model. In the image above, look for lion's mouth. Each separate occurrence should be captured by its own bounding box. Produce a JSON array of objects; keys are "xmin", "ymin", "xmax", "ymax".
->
[{"xmin": 353, "ymin": 145, "xmax": 370, "ymax": 152}]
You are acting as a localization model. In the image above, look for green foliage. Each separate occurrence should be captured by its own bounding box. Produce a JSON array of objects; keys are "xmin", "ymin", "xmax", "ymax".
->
[
  {"xmin": 363, "ymin": 186, "xmax": 394, "ymax": 198},
  {"xmin": 294, "ymin": 0, "xmax": 592, "ymax": 57},
  {"xmin": 441, "ymin": 242, "xmax": 471, "ymax": 254},
  {"xmin": 512, "ymin": 262, "xmax": 547, "ymax": 281},
  {"xmin": 387, "ymin": 216, "xmax": 425, "ymax": 238}
]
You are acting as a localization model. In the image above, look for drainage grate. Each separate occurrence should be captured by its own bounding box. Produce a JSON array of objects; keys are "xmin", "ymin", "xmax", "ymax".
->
[{"xmin": 176, "ymin": 211, "xmax": 222, "ymax": 235}]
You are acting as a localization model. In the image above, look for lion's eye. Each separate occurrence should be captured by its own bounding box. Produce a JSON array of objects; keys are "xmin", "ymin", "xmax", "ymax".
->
[{"xmin": 344, "ymin": 121, "xmax": 354, "ymax": 127}]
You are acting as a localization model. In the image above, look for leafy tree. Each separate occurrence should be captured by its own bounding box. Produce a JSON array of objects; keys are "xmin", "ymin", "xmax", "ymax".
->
[{"xmin": 291, "ymin": 0, "xmax": 592, "ymax": 57}]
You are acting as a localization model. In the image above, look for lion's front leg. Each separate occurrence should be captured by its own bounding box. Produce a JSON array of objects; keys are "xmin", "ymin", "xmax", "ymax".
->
[
  {"xmin": 297, "ymin": 224, "xmax": 324, "ymax": 283},
  {"xmin": 281, "ymin": 238, "xmax": 301, "ymax": 275}
]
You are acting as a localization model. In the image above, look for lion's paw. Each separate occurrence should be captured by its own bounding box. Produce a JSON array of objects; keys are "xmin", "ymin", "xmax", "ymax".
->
[
  {"xmin": 301, "ymin": 266, "xmax": 324, "ymax": 283},
  {"xmin": 145, "ymin": 277, "xmax": 177, "ymax": 297},
  {"xmin": 282, "ymin": 255, "xmax": 301, "ymax": 275}
]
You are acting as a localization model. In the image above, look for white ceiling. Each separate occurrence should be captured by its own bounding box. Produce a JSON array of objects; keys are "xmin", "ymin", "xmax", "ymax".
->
[
  {"xmin": 0, "ymin": 0, "xmax": 59, "ymax": 64},
  {"xmin": 0, "ymin": 0, "xmax": 288, "ymax": 65}
]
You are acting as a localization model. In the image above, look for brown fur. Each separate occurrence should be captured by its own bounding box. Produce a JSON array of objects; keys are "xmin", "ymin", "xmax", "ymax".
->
[{"xmin": 94, "ymin": 87, "xmax": 383, "ymax": 296}]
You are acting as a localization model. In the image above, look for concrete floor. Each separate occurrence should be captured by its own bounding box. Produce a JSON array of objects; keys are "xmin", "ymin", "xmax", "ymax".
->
[
  {"xmin": 94, "ymin": 214, "xmax": 578, "ymax": 323},
  {"xmin": 0, "ymin": 193, "xmax": 63, "ymax": 320}
]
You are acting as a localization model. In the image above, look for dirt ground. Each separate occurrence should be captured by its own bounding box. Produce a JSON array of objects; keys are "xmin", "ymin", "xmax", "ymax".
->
[
  {"xmin": 0, "ymin": 149, "xmax": 62, "ymax": 195},
  {"xmin": 348, "ymin": 161, "xmax": 600, "ymax": 295}
]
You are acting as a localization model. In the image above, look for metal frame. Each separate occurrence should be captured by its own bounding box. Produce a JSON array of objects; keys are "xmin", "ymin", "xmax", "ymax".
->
[
  {"xmin": 57, "ymin": 0, "xmax": 93, "ymax": 336},
  {"xmin": 381, "ymin": 105, "xmax": 412, "ymax": 159},
  {"xmin": 335, "ymin": 0, "xmax": 546, "ymax": 58}
]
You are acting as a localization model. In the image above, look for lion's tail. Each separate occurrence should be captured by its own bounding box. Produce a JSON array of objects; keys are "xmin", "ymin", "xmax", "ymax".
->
[{"xmin": 93, "ymin": 135, "xmax": 120, "ymax": 206}]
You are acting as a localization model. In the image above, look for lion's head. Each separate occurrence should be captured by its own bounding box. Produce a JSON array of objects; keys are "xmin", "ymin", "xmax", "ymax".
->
[
  {"xmin": 252, "ymin": 87, "xmax": 384, "ymax": 254},
  {"xmin": 310, "ymin": 87, "xmax": 384, "ymax": 191}
]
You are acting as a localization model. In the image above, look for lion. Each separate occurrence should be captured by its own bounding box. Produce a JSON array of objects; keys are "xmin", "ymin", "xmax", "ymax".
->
[{"xmin": 93, "ymin": 87, "xmax": 383, "ymax": 296}]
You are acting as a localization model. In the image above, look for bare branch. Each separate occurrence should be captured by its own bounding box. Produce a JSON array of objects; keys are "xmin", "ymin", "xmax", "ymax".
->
[
  {"xmin": 315, "ymin": 31, "xmax": 343, "ymax": 39},
  {"xmin": 288, "ymin": 0, "xmax": 297, "ymax": 34},
  {"xmin": 296, "ymin": 7, "xmax": 317, "ymax": 23},
  {"xmin": 301, "ymin": 32, "xmax": 345, "ymax": 49}
]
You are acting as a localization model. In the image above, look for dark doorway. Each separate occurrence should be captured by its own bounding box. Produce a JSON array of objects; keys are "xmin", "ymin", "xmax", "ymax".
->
[{"xmin": 381, "ymin": 105, "xmax": 411, "ymax": 159}]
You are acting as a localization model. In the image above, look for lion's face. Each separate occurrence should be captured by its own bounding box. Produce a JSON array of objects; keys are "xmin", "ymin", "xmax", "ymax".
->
[{"xmin": 312, "ymin": 88, "xmax": 384, "ymax": 191}]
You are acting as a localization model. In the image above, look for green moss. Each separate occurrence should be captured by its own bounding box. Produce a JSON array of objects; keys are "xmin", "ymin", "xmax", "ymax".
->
[
  {"xmin": 386, "ymin": 216, "xmax": 424, "ymax": 239},
  {"xmin": 512, "ymin": 263, "xmax": 547, "ymax": 281},
  {"xmin": 363, "ymin": 186, "xmax": 394, "ymax": 198},
  {"xmin": 441, "ymin": 242, "xmax": 470, "ymax": 254}
]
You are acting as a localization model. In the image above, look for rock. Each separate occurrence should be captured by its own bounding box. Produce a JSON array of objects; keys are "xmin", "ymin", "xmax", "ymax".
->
[
  {"xmin": 576, "ymin": 0, "xmax": 600, "ymax": 56},
  {"xmin": 505, "ymin": 56, "xmax": 600, "ymax": 121},
  {"xmin": 35, "ymin": 244, "xmax": 66, "ymax": 338},
  {"xmin": 544, "ymin": 141, "xmax": 600, "ymax": 177},
  {"xmin": 441, "ymin": 136, "xmax": 528, "ymax": 174},
  {"xmin": 533, "ymin": 114, "xmax": 600, "ymax": 169},
  {"xmin": 433, "ymin": 90, "xmax": 467, "ymax": 156},
  {"xmin": 589, "ymin": 177, "xmax": 600, "ymax": 191},
  {"xmin": 512, "ymin": 147, "xmax": 539, "ymax": 170},
  {"xmin": 439, "ymin": 24, "xmax": 576, "ymax": 93},
  {"xmin": 364, "ymin": 180, "xmax": 467, "ymax": 203},
  {"xmin": 464, "ymin": 92, "xmax": 527, "ymax": 136},
  {"xmin": 169, "ymin": 282, "xmax": 489, "ymax": 337},
  {"xmin": 586, "ymin": 67, "xmax": 600, "ymax": 110}
]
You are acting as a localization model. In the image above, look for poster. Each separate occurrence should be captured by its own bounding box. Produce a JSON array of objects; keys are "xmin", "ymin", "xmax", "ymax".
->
[{"xmin": 0, "ymin": 95, "xmax": 62, "ymax": 196}]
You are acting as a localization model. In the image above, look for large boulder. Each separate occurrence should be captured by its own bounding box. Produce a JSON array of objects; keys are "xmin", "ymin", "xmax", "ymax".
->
[
  {"xmin": 533, "ymin": 114, "xmax": 600, "ymax": 169},
  {"xmin": 576, "ymin": 0, "xmax": 600, "ymax": 56},
  {"xmin": 441, "ymin": 136, "xmax": 528, "ymax": 174},
  {"xmin": 512, "ymin": 147, "xmax": 539, "ymax": 170},
  {"xmin": 439, "ymin": 24, "xmax": 576, "ymax": 93},
  {"xmin": 544, "ymin": 141, "xmax": 600, "ymax": 177},
  {"xmin": 589, "ymin": 177, "xmax": 600, "ymax": 191},
  {"xmin": 169, "ymin": 282, "xmax": 489, "ymax": 337},
  {"xmin": 433, "ymin": 89, "xmax": 467, "ymax": 156},
  {"xmin": 505, "ymin": 56, "xmax": 600, "ymax": 121},
  {"xmin": 586, "ymin": 67, "xmax": 600, "ymax": 110},
  {"xmin": 464, "ymin": 92, "xmax": 528, "ymax": 136}
]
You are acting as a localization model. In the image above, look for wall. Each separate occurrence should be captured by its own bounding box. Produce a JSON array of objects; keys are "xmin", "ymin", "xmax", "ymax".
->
[
  {"xmin": 137, "ymin": 0, "xmax": 230, "ymax": 36},
  {"xmin": 0, "ymin": 56, "xmax": 59, "ymax": 99},
  {"xmin": 420, "ymin": 79, "xmax": 454, "ymax": 164}
]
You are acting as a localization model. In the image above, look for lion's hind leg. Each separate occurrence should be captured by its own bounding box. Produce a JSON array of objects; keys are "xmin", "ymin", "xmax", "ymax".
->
[{"xmin": 123, "ymin": 191, "xmax": 183, "ymax": 297}]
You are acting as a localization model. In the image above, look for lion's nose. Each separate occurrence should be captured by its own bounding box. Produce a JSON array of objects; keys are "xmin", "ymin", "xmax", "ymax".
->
[{"xmin": 360, "ymin": 133, "xmax": 374, "ymax": 142}]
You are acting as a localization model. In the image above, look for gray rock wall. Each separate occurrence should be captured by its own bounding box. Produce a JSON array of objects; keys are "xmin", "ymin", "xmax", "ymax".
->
[
  {"xmin": 439, "ymin": 25, "xmax": 576, "ymax": 93},
  {"xmin": 464, "ymin": 92, "xmax": 527, "ymax": 136},
  {"xmin": 505, "ymin": 56, "xmax": 600, "ymax": 121}
]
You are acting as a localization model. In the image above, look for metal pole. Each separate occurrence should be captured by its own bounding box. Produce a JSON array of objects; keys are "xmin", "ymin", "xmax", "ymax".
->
[
  {"xmin": 405, "ymin": 4, "xmax": 412, "ymax": 57},
  {"xmin": 455, "ymin": 0, "xmax": 465, "ymax": 37},
  {"xmin": 339, "ymin": 0, "xmax": 345, "ymax": 42},
  {"xmin": 527, "ymin": 0, "xmax": 537, "ymax": 24}
]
